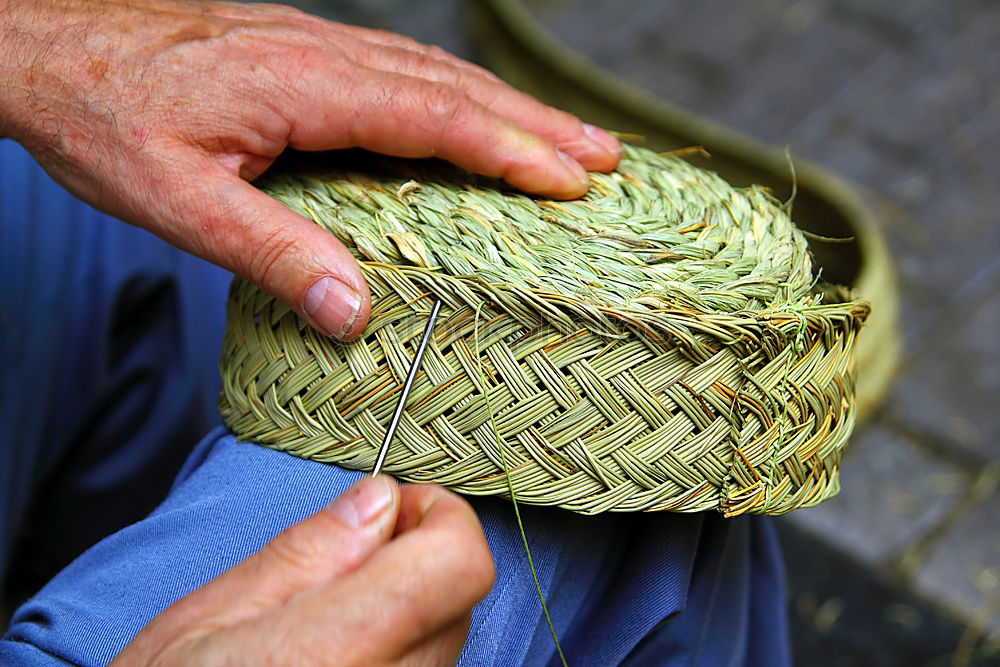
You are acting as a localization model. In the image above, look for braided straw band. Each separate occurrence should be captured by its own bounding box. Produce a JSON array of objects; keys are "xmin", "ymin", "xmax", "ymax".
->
[{"xmin": 219, "ymin": 145, "xmax": 869, "ymax": 516}]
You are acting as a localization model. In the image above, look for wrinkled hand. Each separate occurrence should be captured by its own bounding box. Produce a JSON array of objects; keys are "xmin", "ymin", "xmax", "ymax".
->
[
  {"xmin": 111, "ymin": 476, "xmax": 494, "ymax": 666},
  {"xmin": 0, "ymin": 0, "xmax": 620, "ymax": 339}
]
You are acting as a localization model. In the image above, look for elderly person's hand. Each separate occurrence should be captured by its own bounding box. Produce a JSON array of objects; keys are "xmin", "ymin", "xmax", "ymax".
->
[
  {"xmin": 111, "ymin": 477, "xmax": 495, "ymax": 665},
  {"xmin": 0, "ymin": 0, "xmax": 620, "ymax": 339}
]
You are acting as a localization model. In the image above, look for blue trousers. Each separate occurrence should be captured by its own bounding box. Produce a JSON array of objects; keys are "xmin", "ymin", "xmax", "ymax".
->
[{"xmin": 0, "ymin": 139, "xmax": 790, "ymax": 666}]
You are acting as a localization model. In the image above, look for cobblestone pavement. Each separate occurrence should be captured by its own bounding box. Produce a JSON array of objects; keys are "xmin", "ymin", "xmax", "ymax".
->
[{"xmin": 296, "ymin": 1, "xmax": 1000, "ymax": 663}]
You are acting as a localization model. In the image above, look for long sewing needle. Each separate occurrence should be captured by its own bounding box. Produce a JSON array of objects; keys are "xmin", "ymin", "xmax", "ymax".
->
[{"xmin": 371, "ymin": 298, "xmax": 443, "ymax": 477}]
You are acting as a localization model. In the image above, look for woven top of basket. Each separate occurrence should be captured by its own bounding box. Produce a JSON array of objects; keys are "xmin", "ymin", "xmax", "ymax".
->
[
  {"xmin": 263, "ymin": 145, "xmax": 815, "ymax": 316},
  {"xmin": 219, "ymin": 144, "xmax": 869, "ymax": 516}
]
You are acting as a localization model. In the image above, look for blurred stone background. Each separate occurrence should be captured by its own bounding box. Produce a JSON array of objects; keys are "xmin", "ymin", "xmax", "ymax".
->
[{"xmin": 288, "ymin": 1, "xmax": 1000, "ymax": 663}]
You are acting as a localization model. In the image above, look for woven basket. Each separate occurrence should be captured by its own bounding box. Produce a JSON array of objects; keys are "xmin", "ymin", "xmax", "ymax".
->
[{"xmin": 218, "ymin": 145, "xmax": 869, "ymax": 516}]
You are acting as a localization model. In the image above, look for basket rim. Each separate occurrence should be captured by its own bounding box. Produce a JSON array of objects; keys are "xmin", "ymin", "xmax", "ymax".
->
[{"xmin": 358, "ymin": 261, "xmax": 870, "ymax": 345}]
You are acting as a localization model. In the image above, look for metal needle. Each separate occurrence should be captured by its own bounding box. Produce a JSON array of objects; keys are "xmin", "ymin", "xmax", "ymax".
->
[{"xmin": 371, "ymin": 298, "xmax": 443, "ymax": 476}]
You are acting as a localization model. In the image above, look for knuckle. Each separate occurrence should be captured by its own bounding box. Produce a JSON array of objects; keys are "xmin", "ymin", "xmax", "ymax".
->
[
  {"xmin": 419, "ymin": 83, "xmax": 468, "ymax": 129},
  {"xmin": 392, "ymin": 47, "xmax": 434, "ymax": 78},
  {"xmin": 269, "ymin": 3, "xmax": 307, "ymax": 19},
  {"xmin": 367, "ymin": 27, "xmax": 406, "ymax": 43},
  {"xmin": 380, "ymin": 47, "xmax": 451, "ymax": 88},
  {"xmin": 423, "ymin": 44, "xmax": 451, "ymax": 61},
  {"xmin": 459, "ymin": 537, "xmax": 496, "ymax": 596},
  {"xmin": 415, "ymin": 49, "xmax": 444, "ymax": 79},
  {"xmin": 268, "ymin": 523, "xmax": 325, "ymax": 567},
  {"xmin": 264, "ymin": 529, "xmax": 319, "ymax": 572},
  {"xmin": 461, "ymin": 69, "xmax": 499, "ymax": 106},
  {"xmin": 246, "ymin": 226, "xmax": 297, "ymax": 291}
]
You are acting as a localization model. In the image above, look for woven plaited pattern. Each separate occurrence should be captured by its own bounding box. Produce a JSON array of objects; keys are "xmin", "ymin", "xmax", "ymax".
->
[{"xmin": 219, "ymin": 146, "xmax": 869, "ymax": 515}]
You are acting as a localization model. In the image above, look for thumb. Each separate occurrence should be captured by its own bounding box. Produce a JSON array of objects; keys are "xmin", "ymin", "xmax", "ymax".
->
[
  {"xmin": 149, "ymin": 476, "xmax": 400, "ymax": 634},
  {"xmin": 164, "ymin": 162, "xmax": 371, "ymax": 339},
  {"xmin": 113, "ymin": 476, "xmax": 400, "ymax": 665}
]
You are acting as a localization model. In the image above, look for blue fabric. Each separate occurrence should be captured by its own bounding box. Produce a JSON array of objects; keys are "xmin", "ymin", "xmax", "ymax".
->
[
  {"xmin": 0, "ymin": 140, "xmax": 232, "ymax": 583},
  {"xmin": 0, "ymin": 138, "xmax": 790, "ymax": 666}
]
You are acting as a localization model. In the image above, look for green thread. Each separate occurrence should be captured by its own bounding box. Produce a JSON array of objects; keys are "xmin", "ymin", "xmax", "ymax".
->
[{"xmin": 474, "ymin": 304, "xmax": 568, "ymax": 667}]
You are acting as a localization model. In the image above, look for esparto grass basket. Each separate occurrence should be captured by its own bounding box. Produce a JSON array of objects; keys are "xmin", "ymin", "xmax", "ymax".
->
[{"xmin": 218, "ymin": 144, "xmax": 869, "ymax": 516}]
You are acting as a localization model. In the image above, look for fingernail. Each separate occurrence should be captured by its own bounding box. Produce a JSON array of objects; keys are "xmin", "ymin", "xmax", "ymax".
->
[
  {"xmin": 303, "ymin": 276, "xmax": 361, "ymax": 339},
  {"xmin": 583, "ymin": 123, "xmax": 622, "ymax": 157},
  {"xmin": 557, "ymin": 149, "xmax": 590, "ymax": 189},
  {"xmin": 326, "ymin": 476, "xmax": 394, "ymax": 529}
]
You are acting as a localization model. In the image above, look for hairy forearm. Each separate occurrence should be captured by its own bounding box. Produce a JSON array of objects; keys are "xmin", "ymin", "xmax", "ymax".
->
[
  {"xmin": 1, "ymin": 1, "xmax": 78, "ymax": 146},
  {"xmin": 0, "ymin": 0, "xmax": 33, "ymax": 140},
  {"xmin": 0, "ymin": 0, "xmax": 122, "ymax": 150}
]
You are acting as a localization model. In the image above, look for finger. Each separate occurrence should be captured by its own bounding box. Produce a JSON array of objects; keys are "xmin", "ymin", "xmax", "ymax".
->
[
  {"xmin": 288, "ymin": 68, "xmax": 592, "ymax": 199},
  {"xmin": 350, "ymin": 41, "xmax": 621, "ymax": 171},
  {"xmin": 154, "ymin": 159, "xmax": 371, "ymax": 339},
  {"xmin": 333, "ymin": 23, "xmax": 500, "ymax": 80},
  {"xmin": 258, "ymin": 485, "xmax": 494, "ymax": 662}
]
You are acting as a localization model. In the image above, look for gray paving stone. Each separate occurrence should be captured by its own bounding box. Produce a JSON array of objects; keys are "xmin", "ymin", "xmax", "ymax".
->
[
  {"xmin": 784, "ymin": 4, "xmax": 1000, "ymax": 294},
  {"xmin": 883, "ymin": 122, "xmax": 1000, "ymax": 297},
  {"xmin": 887, "ymin": 280, "xmax": 1000, "ymax": 462},
  {"xmin": 792, "ymin": 3, "xmax": 1000, "ymax": 157},
  {"xmin": 912, "ymin": 486, "xmax": 1000, "ymax": 639},
  {"xmin": 797, "ymin": 113, "xmax": 1000, "ymax": 301},
  {"xmin": 856, "ymin": 191, "xmax": 952, "ymax": 349},
  {"xmin": 785, "ymin": 423, "xmax": 970, "ymax": 566},
  {"xmin": 803, "ymin": 99, "xmax": 1000, "ymax": 297},
  {"xmin": 777, "ymin": 520, "xmax": 1000, "ymax": 666}
]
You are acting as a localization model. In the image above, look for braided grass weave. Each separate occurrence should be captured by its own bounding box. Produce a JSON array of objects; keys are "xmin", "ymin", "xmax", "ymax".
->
[{"xmin": 219, "ymin": 145, "xmax": 869, "ymax": 516}]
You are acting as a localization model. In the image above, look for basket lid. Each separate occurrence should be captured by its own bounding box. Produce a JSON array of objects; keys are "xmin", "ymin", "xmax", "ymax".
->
[{"xmin": 262, "ymin": 145, "xmax": 823, "ymax": 317}]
